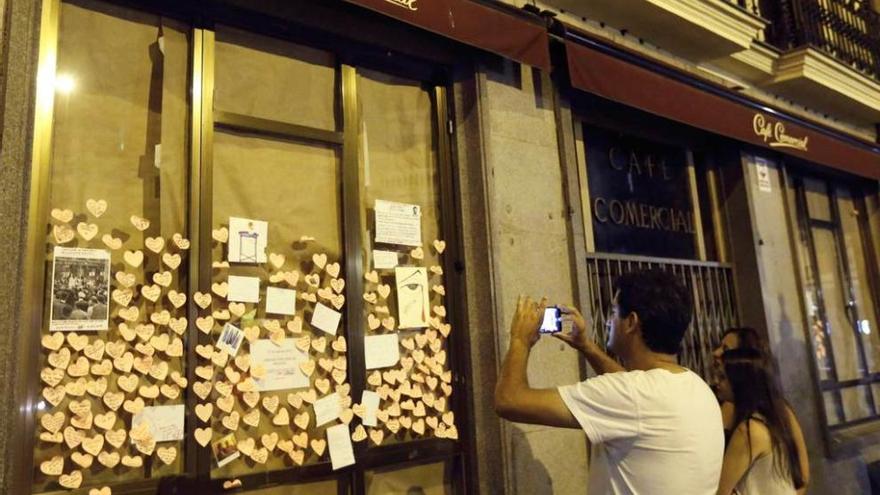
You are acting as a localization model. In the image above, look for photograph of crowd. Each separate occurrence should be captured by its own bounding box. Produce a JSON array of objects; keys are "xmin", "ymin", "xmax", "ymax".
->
[{"xmin": 49, "ymin": 247, "xmax": 111, "ymax": 331}]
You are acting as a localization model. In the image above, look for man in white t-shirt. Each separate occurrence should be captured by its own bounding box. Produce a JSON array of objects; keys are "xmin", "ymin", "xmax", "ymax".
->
[{"xmin": 494, "ymin": 270, "xmax": 723, "ymax": 494}]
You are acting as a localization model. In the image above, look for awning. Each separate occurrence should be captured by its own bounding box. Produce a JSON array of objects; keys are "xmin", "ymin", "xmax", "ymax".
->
[
  {"xmin": 564, "ymin": 32, "xmax": 880, "ymax": 179},
  {"xmin": 343, "ymin": 0, "xmax": 551, "ymax": 71}
]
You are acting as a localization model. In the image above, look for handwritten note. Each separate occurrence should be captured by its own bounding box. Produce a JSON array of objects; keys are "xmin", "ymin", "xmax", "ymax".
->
[
  {"xmin": 372, "ymin": 250, "xmax": 399, "ymax": 270},
  {"xmin": 228, "ymin": 275, "xmax": 260, "ymax": 303},
  {"xmin": 311, "ymin": 303, "xmax": 341, "ymax": 336},
  {"xmin": 374, "ymin": 199, "xmax": 422, "ymax": 247},
  {"xmin": 314, "ymin": 393, "xmax": 341, "ymax": 427},
  {"xmin": 132, "ymin": 405, "xmax": 184, "ymax": 442},
  {"xmin": 266, "ymin": 287, "xmax": 296, "ymax": 315},
  {"xmin": 250, "ymin": 339, "xmax": 309, "ymax": 391},
  {"xmin": 364, "ymin": 334, "xmax": 400, "ymax": 370},
  {"xmin": 326, "ymin": 423, "xmax": 355, "ymax": 470},
  {"xmin": 361, "ymin": 390, "xmax": 380, "ymax": 427}
]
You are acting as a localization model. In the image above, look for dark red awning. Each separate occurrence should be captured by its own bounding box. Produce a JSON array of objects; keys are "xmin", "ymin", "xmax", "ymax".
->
[
  {"xmin": 565, "ymin": 37, "xmax": 880, "ymax": 179},
  {"xmin": 343, "ymin": 0, "xmax": 550, "ymax": 71}
]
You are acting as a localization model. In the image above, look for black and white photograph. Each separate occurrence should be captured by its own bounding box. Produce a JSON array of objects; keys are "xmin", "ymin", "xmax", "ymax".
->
[
  {"xmin": 49, "ymin": 246, "xmax": 111, "ymax": 331},
  {"xmin": 216, "ymin": 322, "xmax": 245, "ymax": 357}
]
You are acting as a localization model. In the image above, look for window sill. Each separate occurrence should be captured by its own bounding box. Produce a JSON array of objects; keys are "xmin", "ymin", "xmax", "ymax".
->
[{"xmin": 826, "ymin": 420, "xmax": 880, "ymax": 459}]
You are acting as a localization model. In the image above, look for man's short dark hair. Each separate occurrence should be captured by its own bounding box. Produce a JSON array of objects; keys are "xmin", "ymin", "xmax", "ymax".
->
[{"xmin": 613, "ymin": 269, "xmax": 693, "ymax": 354}]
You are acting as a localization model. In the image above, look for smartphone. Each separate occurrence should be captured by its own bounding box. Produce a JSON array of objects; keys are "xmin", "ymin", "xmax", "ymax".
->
[{"xmin": 539, "ymin": 306, "xmax": 563, "ymax": 334}]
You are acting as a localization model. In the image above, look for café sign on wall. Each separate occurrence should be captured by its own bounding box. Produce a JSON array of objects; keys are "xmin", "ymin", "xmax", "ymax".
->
[{"xmin": 585, "ymin": 126, "xmax": 696, "ymax": 259}]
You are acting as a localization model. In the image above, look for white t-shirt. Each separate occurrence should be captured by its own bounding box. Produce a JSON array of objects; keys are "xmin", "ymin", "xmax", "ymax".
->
[{"xmin": 558, "ymin": 368, "xmax": 723, "ymax": 495}]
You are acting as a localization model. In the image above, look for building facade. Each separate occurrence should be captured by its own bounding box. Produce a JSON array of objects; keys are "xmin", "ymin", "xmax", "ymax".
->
[{"xmin": 0, "ymin": 0, "xmax": 879, "ymax": 493}]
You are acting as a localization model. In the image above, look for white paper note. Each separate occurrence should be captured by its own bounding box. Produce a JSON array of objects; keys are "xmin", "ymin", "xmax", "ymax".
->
[
  {"xmin": 361, "ymin": 390, "xmax": 381, "ymax": 427},
  {"xmin": 314, "ymin": 393, "xmax": 342, "ymax": 427},
  {"xmin": 132, "ymin": 405, "xmax": 185, "ymax": 442},
  {"xmin": 228, "ymin": 216, "xmax": 268, "ymax": 263},
  {"xmin": 396, "ymin": 267, "xmax": 430, "ymax": 329},
  {"xmin": 326, "ymin": 423, "xmax": 355, "ymax": 470},
  {"xmin": 311, "ymin": 302, "xmax": 341, "ymax": 335},
  {"xmin": 372, "ymin": 250, "xmax": 399, "ymax": 270},
  {"xmin": 265, "ymin": 286, "xmax": 296, "ymax": 315},
  {"xmin": 364, "ymin": 334, "xmax": 400, "ymax": 369},
  {"xmin": 374, "ymin": 199, "xmax": 422, "ymax": 247},
  {"xmin": 228, "ymin": 275, "xmax": 260, "ymax": 303},
  {"xmin": 250, "ymin": 339, "xmax": 309, "ymax": 391}
]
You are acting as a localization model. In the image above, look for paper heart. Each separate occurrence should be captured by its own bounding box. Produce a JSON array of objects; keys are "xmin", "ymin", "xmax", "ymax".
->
[
  {"xmin": 118, "ymin": 305, "xmax": 139, "ymax": 322},
  {"xmin": 112, "ymin": 352, "xmax": 134, "ymax": 373},
  {"xmin": 283, "ymin": 270, "xmax": 300, "ymax": 287},
  {"xmin": 261, "ymin": 432, "xmax": 279, "ymax": 451},
  {"xmin": 166, "ymin": 290, "xmax": 187, "ymax": 309},
  {"xmin": 426, "ymin": 416, "xmax": 439, "ymax": 430},
  {"xmin": 300, "ymin": 389, "xmax": 318, "ymax": 404},
  {"xmin": 145, "ymin": 236, "xmax": 165, "ymax": 253},
  {"xmin": 223, "ymin": 480, "xmax": 243, "ymax": 490},
  {"xmin": 58, "ymin": 470, "xmax": 83, "ymax": 489},
  {"xmin": 293, "ymin": 411, "xmax": 310, "ymax": 429},
  {"xmin": 261, "ymin": 395, "xmax": 280, "ymax": 414},
  {"xmin": 399, "ymin": 416, "xmax": 412, "ymax": 430},
  {"xmin": 273, "ymin": 407, "xmax": 291, "ymax": 426},
  {"xmin": 94, "ymin": 411, "xmax": 116, "ymax": 431},
  {"xmin": 240, "ymin": 408, "xmax": 259, "ymax": 428},
  {"xmin": 432, "ymin": 285, "xmax": 446, "ymax": 296},
  {"xmin": 42, "ymin": 386, "xmax": 66, "ymax": 407},
  {"xmin": 216, "ymin": 395, "xmax": 234, "ymax": 414},
  {"xmin": 123, "ymin": 250, "xmax": 144, "ymax": 268},
  {"xmin": 339, "ymin": 408, "xmax": 354, "ymax": 425},
  {"xmin": 237, "ymin": 437, "xmax": 255, "ymax": 457},
  {"xmin": 103, "ymin": 391, "xmax": 124, "ymax": 411},
  {"xmin": 121, "ymin": 455, "xmax": 143, "ymax": 468},
  {"xmin": 52, "ymin": 224, "xmax": 75, "ymax": 244},
  {"xmin": 212, "ymin": 261, "xmax": 230, "ymax": 269},
  {"xmin": 367, "ymin": 370, "xmax": 382, "ymax": 387},
  {"xmin": 104, "ymin": 428, "xmax": 126, "ymax": 449},
  {"xmin": 84, "ymin": 199, "xmax": 108, "ymax": 218},
  {"xmin": 130, "ymin": 215, "xmax": 150, "ymax": 231},
  {"xmin": 192, "ymin": 381, "xmax": 212, "ymax": 400},
  {"xmin": 166, "ymin": 337, "xmax": 184, "ymax": 357},
  {"xmin": 155, "ymin": 446, "xmax": 177, "ymax": 465},
  {"xmin": 140, "ymin": 284, "xmax": 161, "ymax": 302},
  {"xmin": 67, "ymin": 332, "xmax": 88, "ymax": 351},
  {"xmin": 242, "ymin": 325, "xmax": 260, "ymax": 342},
  {"xmin": 287, "ymin": 393, "xmax": 303, "ymax": 409},
  {"xmin": 317, "ymin": 287, "xmax": 334, "ymax": 301},
  {"xmin": 435, "ymin": 397, "xmax": 448, "ymax": 413},
  {"xmin": 91, "ymin": 358, "xmax": 113, "ymax": 376},
  {"xmin": 63, "ymin": 426, "xmax": 85, "ymax": 448},
  {"xmin": 381, "ymin": 316, "xmax": 396, "ymax": 330},
  {"xmin": 277, "ymin": 439, "xmax": 294, "ymax": 454},
  {"xmin": 325, "ymin": 262, "xmax": 340, "ymax": 278},
  {"xmin": 364, "ymin": 270, "xmax": 379, "ymax": 283},
  {"xmin": 41, "ymin": 332, "xmax": 64, "ymax": 351},
  {"xmin": 138, "ymin": 384, "xmax": 159, "ymax": 399},
  {"xmin": 132, "ymin": 355, "xmax": 153, "ymax": 374},
  {"xmin": 172, "ymin": 233, "xmax": 190, "ymax": 250},
  {"xmin": 412, "ymin": 418, "xmax": 427, "ymax": 435},
  {"xmin": 196, "ymin": 316, "xmax": 214, "ymax": 334},
  {"xmin": 153, "ymin": 271, "xmax": 173, "ymax": 288},
  {"xmin": 211, "ymin": 282, "xmax": 229, "ymax": 298},
  {"xmin": 250, "ymin": 447, "xmax": 269, "ymax": 464},
  {"xmin": 304, "ymin": 274, "xmax": 321, "ymax": 289},
  {"xmin": 76, "ymin": 222, "xmax": 99, "ymax": 241},
  {"xmin": 194, "ymin": 427, "xmax": 212, "ymax": 447},
  {"xmin": 315, "ymin": 378, "xmax": 331, "ymax": 395},
  {"xmin": 193, "ymin": 291, "xmax": 212, "ymax": 309},
  {"xmin": 67, "ymin": 357, "xmax": 89, "ymax": 377},
  {"xmin": 369, "ymin": 429, "xmax": 385, "ymax": 446},
  {"xmin": 269, "ymin": 252, "xmax": 286, "ymax": 269},
  {"xmin": 292, "ymin": 432, "xmax": 308, "ymax": 449},
  {"xmin": 50, "ymin": 208, "xmax": 74, "ymax": 223},
  {"xmin": 160, "ymin": 384, "xmax": 180, "ymax": 399},
  {"xmin": 81, "ymin": 434, "xmax": 105, "ymax": 456},
  {"xmin": 331, "ymin": 294, "xmax": 345, "ymax": 310},
  {"xmin": 310, "ymin": 438, "xmax": 327, "ymax": 456},
  {"xmin": 97, "ymin": 451, "xmax": 120, "ymax": 468},
  {"xmin": 115, "ymin": 271, "xmax": 136, "ymax": 288},
  {"xmin": 48, "ymin": 347, "xmax": 71, "ymax": 369},
  {"xmin": 269, "ymin": 329, "xmax": 286, "ymax": 346},
  {"xmin": 63, "ymin": 379, "xmax": 85, "ymax": 396},
  {"xmin": 212, "ymin": 227, "xmax": 228, "ymax": 243},
  {"xmin": 102, "ymin": 234, "xmax": 122, "ymax": 250},
  {"xmin": 162, "ymin": 253, "xmax": 181, "ymax": 270},
  {"xmin": 299, "ymin": 360, "xmax": 315, "ymax": 377},
  {"xmin": 222, "ymin": 412, "xmax": 240, "ymax": 431},
  {"xmin": 40, "ymin": 411, "xmax": 65, "ymax": 434},
  {"xmin": 312, "ymin": 253, "xmax": 328, "ymax": 269},
  {"xmin": 318, "ymin": 358, "xmax": 334, "ymax": 373},
  {"xmin": 410, "ymin": 247, "xmax": 424, "ymax": 259},
  {"xmin": 239, "ymin": 389, "xmax": 258, "ymax": 409},
  {"xmin": 376, "ymin": 284, "xmax": 391, "ymax": 300},
  {"xmin": 350, "ymin": 424, "xmax": 367, "ymax": 443},
  {"xmin": 229, "ymin": 302, "xmax": 246, "ymax": 317},
  {"xmin": 123, "ymin": 397, "xmax": 145, "ymax": 415},
  {"xmin": 170, "ymin": 317, "xmax": 189, "ymax": 335},
  {"xmin": 415, "ymin": 333, "xmax": 428, "ymax": 348},
  {"xmin": 363, "ymin": 292, "xmax": 378, "ymax": 305}
]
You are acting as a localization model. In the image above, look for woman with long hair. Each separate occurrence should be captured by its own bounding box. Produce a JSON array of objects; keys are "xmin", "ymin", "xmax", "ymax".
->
[{"xmin": 716, "ymin": 347, "xmax": 807, "ymax": 495}]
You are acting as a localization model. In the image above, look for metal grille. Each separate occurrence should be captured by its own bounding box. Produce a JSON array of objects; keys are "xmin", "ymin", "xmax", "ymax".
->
[{"xmin": 585, "ymin": 253, "xmax": 739, "ymax": 380}]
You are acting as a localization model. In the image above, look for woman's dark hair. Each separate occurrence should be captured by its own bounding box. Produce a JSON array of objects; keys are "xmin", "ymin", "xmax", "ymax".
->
[
  {"xmin": 613, "ymin": 269, "xmax": 693, "ymax": 354},
  {"xmin": 721, "ymin": 327, "xmax": 769, "ymax": 355},
  {"xmin": 722, "ymin": 347, "xmax": 804, "ymax": 489}
]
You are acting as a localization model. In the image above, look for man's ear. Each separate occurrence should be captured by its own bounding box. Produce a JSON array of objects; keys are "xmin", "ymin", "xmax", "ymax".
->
[{"xmin": 624, "ymin": 312, "xmax": 640, "ymax": 336}]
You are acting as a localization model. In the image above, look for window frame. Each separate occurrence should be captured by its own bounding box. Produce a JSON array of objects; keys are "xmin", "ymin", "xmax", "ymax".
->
[{"xmin": 18, "ymin": 0, "xmax": 474, "ymax": 493}]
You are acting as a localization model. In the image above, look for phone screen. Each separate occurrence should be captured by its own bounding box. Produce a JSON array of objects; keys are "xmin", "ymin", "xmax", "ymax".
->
[{"xmin": 539, "ymin": 307, "xmax": 562, "ymax": 334}]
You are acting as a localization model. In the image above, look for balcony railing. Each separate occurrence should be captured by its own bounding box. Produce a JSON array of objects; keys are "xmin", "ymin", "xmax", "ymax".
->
[{"xmin": 762, "ymin": 0, "xmax": 880, "ymax": 80}]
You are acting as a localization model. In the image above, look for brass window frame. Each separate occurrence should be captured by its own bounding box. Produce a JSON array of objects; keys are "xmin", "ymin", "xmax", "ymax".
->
[{"xmin": 16, "ymin": 0, "xmax": 474, "ymax": 493}]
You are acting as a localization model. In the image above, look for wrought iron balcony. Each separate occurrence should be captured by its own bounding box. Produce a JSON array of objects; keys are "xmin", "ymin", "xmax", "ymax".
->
[{"xmin": 762, "ymin": 0, "xmax": 880, "ymax": 81}]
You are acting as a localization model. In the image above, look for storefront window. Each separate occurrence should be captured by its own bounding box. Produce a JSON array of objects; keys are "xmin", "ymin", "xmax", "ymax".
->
[
  {"xmin": 792, "ymin": 171, "xmax": 880, "ymax": 431},
  {"xmin": 366, "ymin": 461, "xmax": 452, "ymax": 495},
  {"xmin": 34, "ymin": 1, "xmax": 190, "ymax": 492},
  {"xmin": 27, "ymin": 1, "xmax": 466, "ymax": 493}
]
